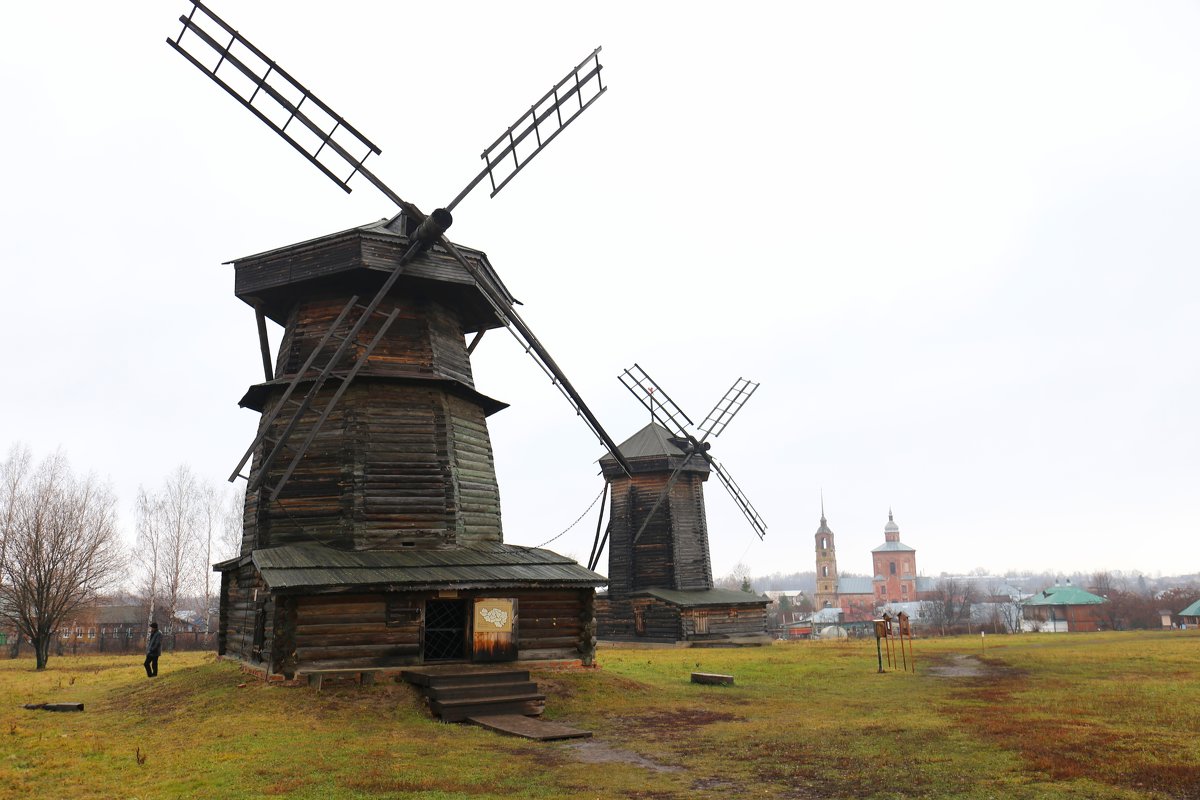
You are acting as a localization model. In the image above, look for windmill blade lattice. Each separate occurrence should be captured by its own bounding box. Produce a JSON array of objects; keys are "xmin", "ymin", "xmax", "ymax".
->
[
  {"xmin": 699, "ymin": 377, "xmax": 759, "ymax": 440},
  {"xmin": 709, "ymin": 457, "xmax": 767, "ymax": 540},
  {"xmin": 447, "ymin": 48, "xmax": 606, "ymax": 212},
  {"xmin": 619, "ymin": 364, "xmax": 693, "ymax": 438},
  {"xmin": 170, "ymin": 0, "xmax": 633, "ymax": 495},
  {"xmin": 167, "ymin": 0, "xmax": 420, "ymax": 219}
]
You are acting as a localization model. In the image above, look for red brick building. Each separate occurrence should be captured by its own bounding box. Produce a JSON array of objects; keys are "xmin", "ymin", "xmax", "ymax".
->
[
  {"xmin": 815, "ymin": 509, "xmax": 923, "ymax": 619},
  {"xmin": 871, "ymin": 511, "xmax": 918, "ymax": 606}
]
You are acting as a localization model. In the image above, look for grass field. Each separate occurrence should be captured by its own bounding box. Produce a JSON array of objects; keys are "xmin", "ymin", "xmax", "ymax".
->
[{"xmin": 1, "ymin": 631, "xmax": 1197, "ymax": 799}]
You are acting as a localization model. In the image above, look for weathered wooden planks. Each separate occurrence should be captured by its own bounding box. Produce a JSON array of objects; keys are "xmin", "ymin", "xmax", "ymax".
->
[
  {"xmin": 468, "ymin": 714, "xmax": 592, "ymax": 741},
  {"xmin": 220, "ymin": 224, "xmax": 604, "ymax": 677},
  {"xmin": 691, "ymin": 672, "xmax": 734, "ymax": 686}
]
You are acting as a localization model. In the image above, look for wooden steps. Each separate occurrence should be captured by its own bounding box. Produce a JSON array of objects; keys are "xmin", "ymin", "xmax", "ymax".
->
[{"xmin": 401, "ymin": 666, "xmax": 545, "ymax": 723}]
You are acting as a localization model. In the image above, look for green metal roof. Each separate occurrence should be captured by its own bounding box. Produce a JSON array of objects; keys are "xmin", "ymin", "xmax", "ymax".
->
[
  {"xmin": 1178, "ymin": 599, "xmax": 1200, "ymax": 617},
  {"xmin": 1022, "ymin": 585, "xmax": 1107, "ymax": 606},
  {"xmin": 632, "ymin": 588, "xmax": 770, "ymax": 608},
  {"xmin": 225, "ymin": 542, "xmax": 605, "ymax": 592}
]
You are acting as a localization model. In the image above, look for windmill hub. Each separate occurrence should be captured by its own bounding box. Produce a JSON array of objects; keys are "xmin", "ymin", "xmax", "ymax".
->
[{"xmin": 412, "ymin": 208, "xmax": 453, "ymax": 250}]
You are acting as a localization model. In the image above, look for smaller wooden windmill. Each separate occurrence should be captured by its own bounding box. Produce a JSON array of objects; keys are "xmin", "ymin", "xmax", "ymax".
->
[{"xmin": 592, "ymin": 364, "xmax": 770, "ymax": 644}]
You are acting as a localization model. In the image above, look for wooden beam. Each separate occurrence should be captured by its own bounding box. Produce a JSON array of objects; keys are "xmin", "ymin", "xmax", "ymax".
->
[{"xmin": 254, "ymin": 304, "xmax": 273, "ymax": 382}]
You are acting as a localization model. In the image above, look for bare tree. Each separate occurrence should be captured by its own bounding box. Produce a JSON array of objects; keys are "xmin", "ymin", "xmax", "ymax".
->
[
  {"xmin": 1, "ymin": 445, "xmax": 32, "ymax": 589},
  {"xmin": 919, "ymin": 577, "xmax": 978, "ymax": 635},
  {"xmin": 135, "ymin": 466, "xmax": 204, "ymax": 638},
  {"xmin": 716, "ymin": 561, "xmax": 754, "ymax": 591},
  {"xmin": 134, "ymin": 488, "xmax": 164, "ymax": 631},
  {"xmin": 221, "ymin": 483, "xmax": 245, "ymax": 563},
  {"xmin": 0, "ymin": 451, "xmax": 125, "ymax": 669},
  {"xmin": 196, "ymin": 482, "xmax": 244, "ymax": 634}
]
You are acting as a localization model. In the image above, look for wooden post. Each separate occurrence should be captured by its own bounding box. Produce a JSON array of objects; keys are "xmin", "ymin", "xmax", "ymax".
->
[{"xmin": 255, "ymin": 304, "xmax": 273, "ymax": 382}]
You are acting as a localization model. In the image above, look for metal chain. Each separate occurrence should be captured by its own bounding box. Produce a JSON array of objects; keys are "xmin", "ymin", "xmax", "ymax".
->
[{"xmin": 533, "ymin": 486, "xmax": 607, "ymax": 549}]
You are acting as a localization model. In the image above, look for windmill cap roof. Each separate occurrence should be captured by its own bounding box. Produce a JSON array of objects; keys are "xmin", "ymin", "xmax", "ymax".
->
[
  {"xmin": 598, "ymin": 423, "xmax": 711, "ymax": 476},
  {"xmin": 229, "ymin": 217, "xmax": 514, "ymax": 332}
]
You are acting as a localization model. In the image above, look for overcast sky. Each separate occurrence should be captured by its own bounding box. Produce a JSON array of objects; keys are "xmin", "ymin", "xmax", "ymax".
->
[{"xmin": 2, "ymin": 2, "xmax": 1197, "ymax": 583}]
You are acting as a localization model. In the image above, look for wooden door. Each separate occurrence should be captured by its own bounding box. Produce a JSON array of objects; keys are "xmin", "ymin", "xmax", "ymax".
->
[{"xmin": 472, "ymin": 598, "xmax": 518, "ymax": 662}]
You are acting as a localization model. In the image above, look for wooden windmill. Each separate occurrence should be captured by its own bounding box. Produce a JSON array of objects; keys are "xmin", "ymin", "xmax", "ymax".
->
[
  {"xmin": 591, "ymin": 364, "xmax": 770, "ymax": 644},
  {"xmin": 167, "ymin": 1, "xmax": 631, "ymax": 677}
]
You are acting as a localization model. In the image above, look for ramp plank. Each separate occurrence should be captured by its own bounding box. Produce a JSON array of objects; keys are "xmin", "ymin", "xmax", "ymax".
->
[{"xmin": 468, "ymin": 714, "xmax": 591, "ymax": 741}]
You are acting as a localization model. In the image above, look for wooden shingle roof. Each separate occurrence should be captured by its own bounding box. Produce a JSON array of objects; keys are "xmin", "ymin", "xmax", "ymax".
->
[
  {"xmin": 632, "ymin": 587, "xmax": 769, "ymax": 608},
  {"xmin": 598, "ymin": 423, "xmax": 711, "ymax": 477},
  {"xmin": 217, "ymin": 542, "xmax": 605, "ymax": 592},
  {"xmin": 230, "ymin": 217, "xmax": 516, "ymax": 333}
]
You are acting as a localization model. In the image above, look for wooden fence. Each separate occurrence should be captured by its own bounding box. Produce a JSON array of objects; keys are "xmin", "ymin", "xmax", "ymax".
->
[{"xmin": 5, "ymin": 631, "xmax": 217, "ymax": 658}]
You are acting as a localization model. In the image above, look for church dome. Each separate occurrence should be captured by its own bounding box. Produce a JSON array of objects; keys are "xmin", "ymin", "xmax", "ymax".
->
[{"xmin": 883, "ymin": 510, "xmax": 900, "ymax": 542}]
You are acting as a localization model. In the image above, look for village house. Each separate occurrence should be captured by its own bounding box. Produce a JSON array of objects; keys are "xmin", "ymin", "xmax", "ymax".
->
[
  {"xmin": 1021, "ymin": 585, "xmax": 1108, "ymax": 632},
  {"xmin": 55, "ymin": 605, "xmax": 144, "ymax": 654},
  {"xmin": 1178, "ymin": 599, "xmax": 1200, "ymax": 629},
  {"xmin": 763, "ymin": 591, "xmax": 813, "ymax": 639}
]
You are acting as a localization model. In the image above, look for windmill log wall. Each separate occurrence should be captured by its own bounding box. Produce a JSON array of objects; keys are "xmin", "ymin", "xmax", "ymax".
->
[
  {"xmin": 605, "ymin": 473, "xmax": 713, "ymax": 596},
  {"xmin": 242, "ymin": 379, "xmax": 503, "ymax": 550},
  {"xmin": 218, "ymin": 563, "xmax": 274, "ymax": 666},
  {"xmin": 595, "ymin": 596, "xmax": 767, "ymax": 641},
  {"xmin": 276, "ymin": 292, "xmax": 478, "ymax": 388},
  {"xmin": 595, "ymin": 596, "xmax": 682, "ymax": 640},
  {"xmin": 254, "ymin": 589, "xmax": 594, "ymax": 675}
]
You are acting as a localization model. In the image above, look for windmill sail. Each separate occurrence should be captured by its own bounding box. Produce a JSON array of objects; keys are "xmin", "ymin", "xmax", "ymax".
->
[{"xmin": 169, "ymin": 0, "xmax": 633, "ymax": 490}]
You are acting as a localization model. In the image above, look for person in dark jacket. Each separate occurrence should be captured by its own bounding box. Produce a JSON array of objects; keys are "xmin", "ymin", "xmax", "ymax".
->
[{"xmin": 144, "ymin": 622, "xmax": 162, "ymax": 677}]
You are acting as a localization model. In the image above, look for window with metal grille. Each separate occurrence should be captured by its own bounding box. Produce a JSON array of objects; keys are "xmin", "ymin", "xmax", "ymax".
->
[{"xmin": 694, "ymin": 611, "xmax": 709, "ymax": 634}]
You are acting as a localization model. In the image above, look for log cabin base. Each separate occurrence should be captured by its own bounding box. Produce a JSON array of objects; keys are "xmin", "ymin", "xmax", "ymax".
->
[
  {"xmin": 595, "ymin": 589, "xmax": 770, "ymax": 645},
  {"xmin": 215, "ymin": 546, "xmax": 603, "ymax": 682}
]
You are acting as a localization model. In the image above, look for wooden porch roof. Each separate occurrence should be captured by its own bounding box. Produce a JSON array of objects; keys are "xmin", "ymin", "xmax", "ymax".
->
[{"xmin": 216, "ymin": 542, "xmax": 605, "ymax": 592}]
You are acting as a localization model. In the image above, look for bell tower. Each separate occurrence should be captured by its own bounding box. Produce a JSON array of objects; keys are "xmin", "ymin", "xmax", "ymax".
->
[{"xmin": 814, "ymin": 500, "xmax": 839, "ymax": 610}]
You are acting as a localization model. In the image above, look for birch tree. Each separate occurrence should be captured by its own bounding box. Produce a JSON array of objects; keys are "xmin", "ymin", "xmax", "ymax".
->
[
  {"xmin": 136, "ymin": 466, "xmax": 203, "ymax": 637},
  {"xmin": 197, "ymin": 482, "xmax": 244, "ymax": 634}
]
